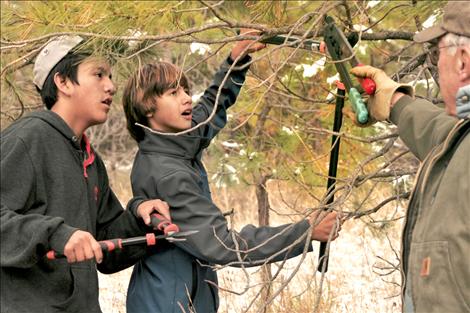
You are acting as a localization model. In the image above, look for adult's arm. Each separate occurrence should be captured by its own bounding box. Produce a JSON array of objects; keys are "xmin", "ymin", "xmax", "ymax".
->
[{"xmin": 390, "ymin": 95, "xmax": 459, "ymax": 161}]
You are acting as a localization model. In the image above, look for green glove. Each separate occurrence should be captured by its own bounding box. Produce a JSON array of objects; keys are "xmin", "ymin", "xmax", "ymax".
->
[{"xmin": 350, "ymin": 65, "xmax": 414, "ymax": 122}]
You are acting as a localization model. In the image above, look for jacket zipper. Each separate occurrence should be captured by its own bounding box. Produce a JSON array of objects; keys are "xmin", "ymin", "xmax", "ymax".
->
[
  {"xmin": 190, "ymin": 261, "xmax": 198, "ymax": 304},
  {"xmin": 418, "ymin": 121, "xmax": 465, "ymax": 195},
  {"xmin": 399, "ymin": 153, "xmax": 426, "ymax": 308}
]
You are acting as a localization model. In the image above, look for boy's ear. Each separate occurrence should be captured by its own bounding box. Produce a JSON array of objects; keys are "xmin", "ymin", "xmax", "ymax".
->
[{"xmin": 53, "ymin": 73, "xmax": 73, "ymax": 96}]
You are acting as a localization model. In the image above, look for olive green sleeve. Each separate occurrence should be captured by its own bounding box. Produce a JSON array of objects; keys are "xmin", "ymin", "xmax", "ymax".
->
[{"xmin": 390, "ymin": 95, "xmax": 459, "ymax": 161}]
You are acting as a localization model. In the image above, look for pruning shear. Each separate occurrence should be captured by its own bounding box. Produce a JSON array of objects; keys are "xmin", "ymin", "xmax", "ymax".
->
[
  {"xmin": 322, "ymin": 15, "xmax": 376, "ymax": 124},
  {"xmin": 150, "ymin": 212, "xmax": 180, "ymax": 235},
  {"xmin": 46, "ymin": 214, "xmax": 198, "ymax": 260},
  {"xmin": 248, "ymin": 19, "xmax": 375, "ymax": 124}
]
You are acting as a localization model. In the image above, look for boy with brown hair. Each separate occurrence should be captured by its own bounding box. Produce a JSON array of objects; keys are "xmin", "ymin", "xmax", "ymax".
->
[{"xmin": 123, "ymin": 30, "xmax": 341, "ymax": 313}]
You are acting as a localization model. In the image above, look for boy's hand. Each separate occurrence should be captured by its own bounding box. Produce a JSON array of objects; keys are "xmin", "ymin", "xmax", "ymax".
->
[
  {"xmin": 309, "ymin": 210, "xmax": 342, "ymax": 242},
  {"xmin": 136, "ymin": 199, "xmax": 170, "ymax": 226},
  {"xmin": 63, "ymin": 230, "xmax": 103, "ymax": 264},
  {"xmin": 231, "ymin": 28, "xmax": 266, "ymax": 60}
]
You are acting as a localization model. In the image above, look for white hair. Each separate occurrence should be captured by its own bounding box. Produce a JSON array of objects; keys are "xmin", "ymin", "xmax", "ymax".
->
[{"xmin": 442, "ymin": 33, "xmax": 470, "ymax": 55}]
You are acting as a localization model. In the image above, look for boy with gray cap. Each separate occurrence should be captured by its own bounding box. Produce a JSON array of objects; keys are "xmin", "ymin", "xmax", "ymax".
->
[
  {"xmin": 1, "ymin": 36, "xmax": 170, "ymax": 312},
  {"xmin": 349, "ymin": 2, "xmax": 469, "ymax": 312}
]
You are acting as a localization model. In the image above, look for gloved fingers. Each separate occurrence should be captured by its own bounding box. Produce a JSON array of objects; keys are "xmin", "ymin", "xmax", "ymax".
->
[{"xmin": 350, "ymin": 65, "xmax": 381, "ymax": 79}]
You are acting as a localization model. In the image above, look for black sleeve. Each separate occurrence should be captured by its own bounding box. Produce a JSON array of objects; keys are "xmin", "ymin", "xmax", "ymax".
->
[
  {"xmin": 192, "ymin": 55, "xmax": 251, "ymax": 143},
  {"xmin": 94, "ymin": 160, "xmax": 152, "ymax": 274},
  {"xmin": 0, "ymin": 135, "xmax": 76, "ymax": 268},
  {"xmin": 156, "ymin": 170, "xmax": 312, "ymax": 266}
]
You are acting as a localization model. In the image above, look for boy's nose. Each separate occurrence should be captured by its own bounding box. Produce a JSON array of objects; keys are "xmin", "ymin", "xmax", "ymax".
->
[
  {"xmin": 183, "ymin": 90, "xmax": 192, "ymax": 104},
  {"xmin": 105, "ymin": 80, "xmax": 117, "ymax": 95}
]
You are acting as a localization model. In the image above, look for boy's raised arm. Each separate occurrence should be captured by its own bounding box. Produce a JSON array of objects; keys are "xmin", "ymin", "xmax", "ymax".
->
[{"xmin": 192, "ymin": 29, "xmax": 266, "ymax": 139}]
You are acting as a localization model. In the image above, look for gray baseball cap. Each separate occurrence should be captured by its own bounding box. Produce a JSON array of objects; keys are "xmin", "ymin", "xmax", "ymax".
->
[
  {"xmin": 33, "ymin": 35, "xmax": 84, "ymax": 90},
  {"xmin": 414, "ymin": 2, "xmax": 470, "ymax": 43}
]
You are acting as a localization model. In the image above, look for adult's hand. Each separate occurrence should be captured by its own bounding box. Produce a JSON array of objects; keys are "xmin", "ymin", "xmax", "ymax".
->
[{"xmin": 350, "ymin": 65, "xmax": 414, "ymax": 123}]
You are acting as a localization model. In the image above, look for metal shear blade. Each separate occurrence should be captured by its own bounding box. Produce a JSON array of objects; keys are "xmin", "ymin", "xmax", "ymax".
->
[{"xmin": 157, "ymin": 230, "xmax": 199, "ymax": 242}]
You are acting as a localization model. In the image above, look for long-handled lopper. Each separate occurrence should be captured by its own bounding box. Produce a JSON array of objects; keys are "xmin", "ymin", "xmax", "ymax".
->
[{"xmin": 239, "ymin": 17, "xmax": 377, "ymax": 272}]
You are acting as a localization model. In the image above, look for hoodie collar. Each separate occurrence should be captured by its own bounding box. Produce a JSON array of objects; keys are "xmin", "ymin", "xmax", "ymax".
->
[
  {"xmin": 29, "ymin": 110, "xmax": 82, "ymax": 148},
  {"xmin": 28, "ymin": 110, "xmax": 95, "ymax": 177},
  {"xmin": 138, "ymin": 128, "xmax": 206, "ymax": 160}
]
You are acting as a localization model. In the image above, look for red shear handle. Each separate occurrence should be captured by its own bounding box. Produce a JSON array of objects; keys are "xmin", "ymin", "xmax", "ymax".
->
[
  {"xmin": 46, "ymin": 234, "xmax": 158, "ymax": 260},
  {"xmin": 46, "ymin": 239, "xmax": 123, "ymax": 260},
  {"xmin": 146, "ymin": 233, "xmax": 156, "ymax": 246},
  {"xmin": 99, "ymin": 239, "xmax": 122, "ymax": 252},
  {"xmin": 355, "ymin": 63, "xmax": 376, "ymax": 95},
  {"xmin": 46, "ymin": 250, "xmax": 61, "ymax": 260},
  {"xmin": 150, "ymin": 213, "xmax": 180, "ymax": 235}
]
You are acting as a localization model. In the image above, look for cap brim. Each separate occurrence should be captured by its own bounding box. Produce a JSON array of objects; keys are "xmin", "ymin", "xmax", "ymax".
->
[{"xmin": 413, "ymin": 25, "xmax": 447, "ymax": 43}]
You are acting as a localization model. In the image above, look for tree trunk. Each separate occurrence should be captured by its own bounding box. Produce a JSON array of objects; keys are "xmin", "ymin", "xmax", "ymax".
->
[{"xmin": 255, "ymin": 175, "xmax": 272, "ymax": 313}]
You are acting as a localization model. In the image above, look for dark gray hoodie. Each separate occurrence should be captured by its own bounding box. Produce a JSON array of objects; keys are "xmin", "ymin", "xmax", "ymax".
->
[{"xmin": 1, "ymin": 110, "xmax": 150, "ymax": 312}]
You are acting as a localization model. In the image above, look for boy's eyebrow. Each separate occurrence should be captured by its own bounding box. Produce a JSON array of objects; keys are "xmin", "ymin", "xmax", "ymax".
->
[
  {"xmin": 84, "ymin": 60, "xmax": 111, "ymax": 73},
  {"xmin": 95, "ymin": 65, "xmax": 111, "ymax": 73}
]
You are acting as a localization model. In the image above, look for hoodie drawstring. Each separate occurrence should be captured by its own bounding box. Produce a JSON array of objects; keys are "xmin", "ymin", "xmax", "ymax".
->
[{"xmin": 82, "ymin": 133, "xmax": 95, "ymax": 178}]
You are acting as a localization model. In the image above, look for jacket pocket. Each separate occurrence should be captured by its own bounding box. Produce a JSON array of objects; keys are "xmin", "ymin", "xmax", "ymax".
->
[
  {"xmin": 51, "ymin": 265, "xmax": 80, "ymax": 311},
  {"xmin": 409, "ymin": 241, "xmax": 470, "ymax": 313},
  {"xmin": 51, "ymin": 264, "xmax": 99, "ymax": 312}
]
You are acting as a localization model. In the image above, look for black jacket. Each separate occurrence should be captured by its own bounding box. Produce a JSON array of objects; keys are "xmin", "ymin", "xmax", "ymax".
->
[
  {"xmin": 126, "ymin": 56, "xmax": 313, "ymax": 313},
  {"xmin": 1, "ymin": 110, "xmax": 149, "ymax": 312}
]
